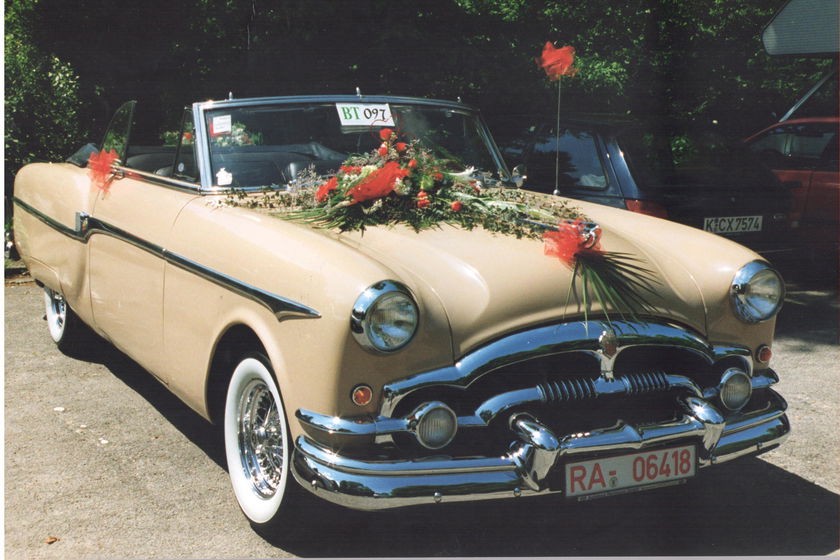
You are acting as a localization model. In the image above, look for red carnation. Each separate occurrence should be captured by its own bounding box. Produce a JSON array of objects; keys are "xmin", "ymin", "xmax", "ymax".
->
[
  {"xmin": 417, "ymin": 198, "xmax": 431, "ymax": 209},
  {"xmin": 395, "ymin": 142, "xmax": 408, "ymax": 153},
  {"xmin": 349, "ymin": 161, "xmax": 410, "ymax": 203},
  {"xmin": 450, "ymin": 200, "xmax": 463, "ymax": 212},
  {"xmin": 379, "ymin": 128, "xmax": 393, "ymax": 141},
  {"xmin": 315, "ymin": 176, "xmax": 339, "ymax": 203},
  {"xmin": 417, "ymin": 190, "xmax": 428, "ymax": 198},
  {"xmin": 433, "ymin": 172, "xmax": 443, "ymax": 181},
  {"xmin": 536, "ymin": 42, "xmax": 578, "ymax": 81},
  {"xmin": 408, "ymin": 159, "xmax": 418, "ymax": 169},
  {"xmin": 378, "ymin": 144, "xmax": 389, "ymax": 157}
]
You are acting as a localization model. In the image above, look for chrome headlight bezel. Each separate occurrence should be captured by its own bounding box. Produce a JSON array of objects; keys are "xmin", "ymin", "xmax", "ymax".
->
[
  {"xmin": 730, "ymin": 261, "xmax": 785, "ymax": 323},
  {"xmin": 351, "ymin": 280, "xmax": 419, "ymax": 353}
]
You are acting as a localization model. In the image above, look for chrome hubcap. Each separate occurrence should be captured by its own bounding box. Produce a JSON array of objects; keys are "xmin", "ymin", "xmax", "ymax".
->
[
  {"xmin": 47, "ymin": 290, "xmax": 66, "ymax": 331},
  {"xmin": 237, "ymin": 379, "xmax": 284, "ymax": 499}
]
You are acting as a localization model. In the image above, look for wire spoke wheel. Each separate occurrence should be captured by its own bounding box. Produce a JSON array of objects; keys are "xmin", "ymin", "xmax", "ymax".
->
[
  {"xmin": 224, "ymin": 354, "xmax": 300, "ymax": 526},
  {"xmin": 237, "ymin": 379, "xmax": 285, "ymax": 498}
]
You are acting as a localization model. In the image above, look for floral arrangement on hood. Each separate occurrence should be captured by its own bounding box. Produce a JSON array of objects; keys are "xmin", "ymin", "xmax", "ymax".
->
[
  {"xmin": 288, "ymin": 127, "xmax": 582, "ymax": 239},
  {"xmin": 251, "ymin": 128, "xmax": 658, "ymax": 322}
]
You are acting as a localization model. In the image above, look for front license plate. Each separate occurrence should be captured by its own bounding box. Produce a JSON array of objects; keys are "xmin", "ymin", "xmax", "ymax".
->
[
  {"xmin": 703, "ymin": 215, "xmax": 763, "ymax": 234},
  {"xmin": 565, "ymin": 445, "xmax": 696, "ymax": 499}
]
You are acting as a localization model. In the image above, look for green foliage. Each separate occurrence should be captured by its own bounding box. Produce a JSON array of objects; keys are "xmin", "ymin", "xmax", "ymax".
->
[
  {"xmin": 3, "ymin": 0, "xmax": 836, "ymax": 179},
  {"xmin": 4, "ymin": 30, "xmax": 86, "ymax": 176}
]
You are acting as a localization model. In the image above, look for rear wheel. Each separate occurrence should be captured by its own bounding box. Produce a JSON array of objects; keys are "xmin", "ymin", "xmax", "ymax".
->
[
  {"xmin": 43, "ymin": 287, "xmax": 88, "ymax": 353},
  {"xmin": 224, "ymin": 354, "xmax": 303, "ymax": 527}
]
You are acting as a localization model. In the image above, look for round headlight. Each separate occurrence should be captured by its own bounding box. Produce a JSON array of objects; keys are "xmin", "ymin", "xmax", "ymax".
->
[
  {"xmin": 411, "ymin": 402, "xmax": 458, "ymax": 450},
  {"xmin": 351, "ymin": 281, "xmax": 418, "ymax": 353},
  {"xmin": 730, "ymin": 261, "xmax": 784, "ymax": 323},
  {"xmin": 719, "ymin": 368, "xmax": 753, "ymax": 411}
]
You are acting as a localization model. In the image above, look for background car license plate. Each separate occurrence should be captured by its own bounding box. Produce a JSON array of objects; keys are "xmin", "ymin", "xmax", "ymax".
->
[
  {"xmin": 703, "ymin": 215, "xmax": 763, "ymax": 234},
  {"xmin": 565, "ymin": 445, "xmax": 696, "ymax": 498}
]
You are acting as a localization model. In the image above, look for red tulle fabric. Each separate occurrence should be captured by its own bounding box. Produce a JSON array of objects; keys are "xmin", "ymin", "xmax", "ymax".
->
[
  {"xmin": 349, "ymin": 161, "xmax": 410, "ymax": 203},
  {"xmin": 543, "ymin": 220, "xmax": 602, "ymax": 265},
  {"xmin": 88, "ymin": 149, "xmax": 119, "ymax": 191},
  {"xmin": 536, "ymin": 42, "xmax": 578, "ymax": 81}
]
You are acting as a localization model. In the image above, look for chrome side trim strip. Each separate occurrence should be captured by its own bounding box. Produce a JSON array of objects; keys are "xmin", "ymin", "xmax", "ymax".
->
[{"xmin": 13, "ymin": 197, "xmax": 320, "ymax": 321}]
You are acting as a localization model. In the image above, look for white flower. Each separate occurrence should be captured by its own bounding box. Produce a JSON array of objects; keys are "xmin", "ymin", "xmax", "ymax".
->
[{"xmin": 393, "ymin": 178, "xmax": 412, "ymax": 196}]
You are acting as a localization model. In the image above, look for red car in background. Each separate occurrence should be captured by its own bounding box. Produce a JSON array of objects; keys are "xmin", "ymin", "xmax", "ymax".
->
[{"xmin": 745, "ymin": 117, "xmax": 839, "ymax": 257}]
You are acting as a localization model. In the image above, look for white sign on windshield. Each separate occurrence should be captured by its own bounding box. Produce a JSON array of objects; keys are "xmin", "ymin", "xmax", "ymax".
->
[{"xmin": 335, "ymin": 103, "xmax": 395, "ymax": 127}]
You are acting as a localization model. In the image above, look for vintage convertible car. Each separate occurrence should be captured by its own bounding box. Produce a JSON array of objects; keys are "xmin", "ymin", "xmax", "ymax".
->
[{"xmin": 13, "ymin": 94, "xmax": 789, "ymax": 528}]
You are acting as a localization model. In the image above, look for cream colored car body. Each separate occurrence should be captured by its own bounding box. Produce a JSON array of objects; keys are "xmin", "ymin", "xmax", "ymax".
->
[
  {"xmin": 14, "ymin": 161, "xmax": 775, "ymax": 433},
  {"xmin": 13, "ymin": 95, "xmax": 788, "ymax": 517}
]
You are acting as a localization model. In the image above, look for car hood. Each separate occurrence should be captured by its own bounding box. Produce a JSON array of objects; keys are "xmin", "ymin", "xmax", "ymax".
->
[{"xmin": 335, "ymin": 203, "xmax": 719, "ymax": 357}]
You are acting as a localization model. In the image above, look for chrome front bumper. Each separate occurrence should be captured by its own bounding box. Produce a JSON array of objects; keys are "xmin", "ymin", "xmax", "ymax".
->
[{"xmin": 291, "ymin": 389, "xmax": 790, "ymax": 510}]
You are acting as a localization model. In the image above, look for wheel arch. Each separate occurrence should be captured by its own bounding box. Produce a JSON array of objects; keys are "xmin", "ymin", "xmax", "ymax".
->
[{"xmin": 205, "ymin": 323, "xmax": 269, "ymax": 425}]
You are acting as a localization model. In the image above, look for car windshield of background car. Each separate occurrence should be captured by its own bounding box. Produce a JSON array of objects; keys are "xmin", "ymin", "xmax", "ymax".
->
[{"xmin": 203, "ymin": 103, "xmax": 499, "ymax": 189}]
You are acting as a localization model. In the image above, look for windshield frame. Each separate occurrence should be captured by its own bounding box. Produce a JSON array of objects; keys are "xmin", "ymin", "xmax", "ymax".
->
[{"xmin": 191, "ymin": 95, "xmax": 510, "ymax": 192}]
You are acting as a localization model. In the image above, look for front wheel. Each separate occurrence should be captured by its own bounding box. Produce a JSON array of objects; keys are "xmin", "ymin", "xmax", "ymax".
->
[{"xmin": 224, "ymin": 354, "xmax": 302, "ymax": 527}]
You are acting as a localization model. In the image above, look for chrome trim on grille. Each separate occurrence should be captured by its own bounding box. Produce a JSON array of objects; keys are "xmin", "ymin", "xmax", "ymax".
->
[
  {"xmin": 379, "ymin": 320, "xmax": 750, "ymax": 418},
  {"xmin": 13, "ymin": 197, "xmax": 320, "ymax": 321}
]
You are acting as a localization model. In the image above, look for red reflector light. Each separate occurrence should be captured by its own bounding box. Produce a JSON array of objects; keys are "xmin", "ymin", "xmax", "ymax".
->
[
  {"xmin": 351, "ymin": 385, "xmax": 373, "ymax": 406},
  {"xmin": 625, "ymin": 199, "xmax": 669, "ymax": 219},
  {"xmin": 756, "ymin": 345, "xmax": 773, "ymax": 364}
]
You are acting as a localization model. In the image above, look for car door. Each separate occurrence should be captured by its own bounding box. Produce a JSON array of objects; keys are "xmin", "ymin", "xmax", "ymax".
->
[{"xmin": 88, "ymin": 102, "xmax": 201, "ymax": 380}]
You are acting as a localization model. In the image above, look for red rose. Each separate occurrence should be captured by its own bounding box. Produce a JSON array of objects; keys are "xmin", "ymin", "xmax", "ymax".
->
[
  {"xmin": 348, "ymin": 161, "xmax": 410, "ymax": 203},
  {"xmin": 315, "ymin": 176, "xmax": 339, "ymax": 203},
  {"xmin": 417, "ymin": 198, "xmax": 431, "ymax": 208},
  {"xmin": 450, "ymin": 200, "xmax": 462, "ymax": 212},
  {"xmin": 408, "ymin": 159, "xmax": 418, "ymax": 169},
  {"xmin": 378, "ymin": 144, "xmax": 389, "ymax": 157},
  {"xmin": 417, "ymin": 190, "xmax": 428, "ymax": 198},
  {"xmin": 379, "ymin": 128, "xmax": 393, "ymax": 141},
  {"xmin": 395, "ymin": 142, "xmax": 408, "ymax": 152}
]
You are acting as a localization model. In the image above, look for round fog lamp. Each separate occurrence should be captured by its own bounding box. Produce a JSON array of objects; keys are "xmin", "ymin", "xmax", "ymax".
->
[
  {"xmin": 719, "ymin": 369, "xmax": 752, "ymax": 411},
  {"xmin": 413, "ymin": 402, "xmax": 457, "ymax": 450}
]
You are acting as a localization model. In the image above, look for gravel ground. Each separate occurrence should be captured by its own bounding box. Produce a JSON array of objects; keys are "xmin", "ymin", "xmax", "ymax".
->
[{"xmin": 4, "ymin": 260, "xmax": 839, "ymax": 558}]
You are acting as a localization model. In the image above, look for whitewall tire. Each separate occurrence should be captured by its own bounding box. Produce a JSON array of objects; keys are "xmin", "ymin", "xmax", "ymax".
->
[
  {"xmin": 43, "ymin": 287, "xmax": 88, "ymax": 353},
  {"xmin": 224, "ymin": 354, "xmax": 298, "ymax": 526}
]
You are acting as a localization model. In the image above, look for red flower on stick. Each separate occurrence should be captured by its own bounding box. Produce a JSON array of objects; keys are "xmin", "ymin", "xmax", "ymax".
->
[
  {"xmin": 348, "ymin": 161, "xmax": 410, "ymax": 203},
  {"xmin": 536, "ymin": 42, "xmax": 577, "ymax": 81},
  {"xmin": 543, "ymin": 219, "xmax": 602, "ymax": 266},
  {"xmin": 379, "ymin": 128, "xmax": 394, "ymax": 141},
  {"xmin": 88, "ymin": 149, "xmax": 120, "ymax": 192}
]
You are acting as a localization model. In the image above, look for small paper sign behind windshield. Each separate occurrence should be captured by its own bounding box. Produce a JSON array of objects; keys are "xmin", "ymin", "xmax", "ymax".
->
[{"xmin": 335, "ymin": 103, "xmax": 394, "ymax": 127}]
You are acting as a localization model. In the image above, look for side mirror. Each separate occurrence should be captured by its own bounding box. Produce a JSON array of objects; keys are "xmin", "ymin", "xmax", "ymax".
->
[{"xmin": 511, "ymin": 164, "xmax": 528, "ymax": 188}]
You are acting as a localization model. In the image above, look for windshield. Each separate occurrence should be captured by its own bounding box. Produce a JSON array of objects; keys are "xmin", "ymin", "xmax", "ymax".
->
[{"xmin": 202, "ymin": 102, "xmax": 501, "ymax": 189}]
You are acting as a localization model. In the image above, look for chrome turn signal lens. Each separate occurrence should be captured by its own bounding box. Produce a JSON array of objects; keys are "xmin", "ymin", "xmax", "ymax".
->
[
  {"xmin": 730, "ymin": 261, "xmax": 784, "ymax": 323},
  {"xmin": 410, "ymin": 402, "xmax": 457, "ymax": 450},
  {"xmin": 351, "ymin": 281, "xmax": 419, "ymax": 353},
  {"xmin": 719, "ymin": 368, "xmax": 752, "ymax": 411}
]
